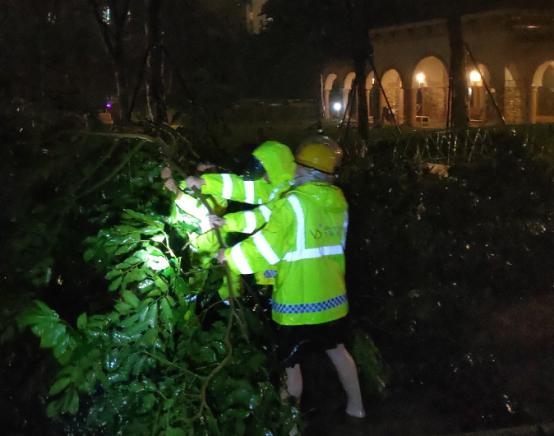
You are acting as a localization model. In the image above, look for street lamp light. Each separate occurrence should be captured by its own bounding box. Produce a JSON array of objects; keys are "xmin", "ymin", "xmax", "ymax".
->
[{"xmin": 469, "ymin": 70, "xmax": 482, "ymax": 84}]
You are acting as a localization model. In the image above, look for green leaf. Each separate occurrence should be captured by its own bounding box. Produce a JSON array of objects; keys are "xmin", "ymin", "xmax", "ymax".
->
[
  {"xmin": 115, "ymin": 241, "xmax": 138, "ymax": 255},
  {"xmin": 38, "ymin": 322, "xmax": 65, "ymax": 348},
  {"xmin": 137, "ymin": 278, "xmax": 155, "ymax": 293},
  {"xmin": 174, "ymin": 276, "xmax": 188, "ymax": 295},
  {"xmin": 165, "ymin": 428, "xmax": 187, "ymax": 436},
  {"xmin": 53, "ymin": 334, "xmax": 78, "ymax": 365},
  {"xmin": 124, "ymin": 268, "xmax": 148, "ymax": 284},
  {"xmin": 142, "ymin": 328, "xmax": 158, "ymax": 346},
  {"xmin": 150, "ymin": 233, "xmax": 165, "ymax": 242},
  {"xmin": 146, "ymin": 289, "xmax": 161, "ymax": 297},
  {"xmin": 146, "ymin": 303, "xmax": 158, "ymax": 328},
  {"xmin": 154, "ymin": 276, "xmax": 168, "ymax": 293},
  {"xmin": 115, "ymin": 302, "xmax": 132, "ymax": 315},
  {"xmin": 49, "ymin": 377, "xmax": 71, "ymax": 396},
  {"xmin": 61, "ymin": 388, "xmax": 79, "ymax": 415},
  {"xmin": 160, "ymin": 297, "xmax": 173, "ymax": 326},
  {"xmin": 105, "ymin": 269, "xmax": 123, "ymax": 280},
  {"xmin": 108, "ymin": 276, "xmax": 123, "ymax": 292},
  {"xmin": 142, "ymin": 226, "xmax": 164, "ymax": 236},
  {"xmin": 145, "ymin": 254, "xmax": 170, "ymax": 271},
  {"xmin": 46, "ymin": 400, "xmax": 61, "ymax": 418},
  {"xmin": 18, "ymin": 300, "xmax": 59, "ymax": 329},
  {"xmin": 83, "ymin": 248, "xmax": 96, "ymax": 262},
  {"xmin": 122, "ymin": 291, "xmax": 140, "ymax": 309},
  {"xmin": 113, "ymin": 225, "xmax": 138, "ymax": 235},
  {"xmin": 120, "ymin": 313, "xmax": 140, "ymax": 329},
  {"xmin": 76, "ymin": 313, "xmax": 87, "ymax": 330}
]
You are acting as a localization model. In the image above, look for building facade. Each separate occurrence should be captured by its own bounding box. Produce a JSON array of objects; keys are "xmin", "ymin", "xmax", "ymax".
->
[{"xmin": 322, "ymin": 9, "xmax": 554, "ymax": 127}]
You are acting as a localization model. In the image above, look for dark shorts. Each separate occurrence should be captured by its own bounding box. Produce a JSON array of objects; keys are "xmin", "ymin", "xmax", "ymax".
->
[{"xmin": 276, "ymin": 317, "xmax": 347, "ymax": 368}]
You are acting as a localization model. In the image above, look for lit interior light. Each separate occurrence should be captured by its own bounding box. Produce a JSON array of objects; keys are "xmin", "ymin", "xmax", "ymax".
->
[
  {"xmin": 105, "ymin": 101, "xmax": 113, "ymax": 110},
  {"xmin": 332, "ymin": 102, "xmax": 342, "ymax": 112},
  {"xmin": 416, "ymin": 72, "xmax": 426, "ymax": 86},
  {"xmin": 469, "ymin": 70, "xmax": 482, "ymax": 84}
]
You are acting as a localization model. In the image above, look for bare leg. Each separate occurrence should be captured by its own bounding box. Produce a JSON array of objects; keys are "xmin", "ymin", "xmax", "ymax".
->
[
  {"xmin": 284, "ymin": 363, "xmax": 303, "ymax": 401},
  {"xmin": 326, "ymin": 343, "xmax": 366, "ymax": 418},
  {"xmin": 281, "ymin": 364, "xmax": 302, "ymax": 436}
]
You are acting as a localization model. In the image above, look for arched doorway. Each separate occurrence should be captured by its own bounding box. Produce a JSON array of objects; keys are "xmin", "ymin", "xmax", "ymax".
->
[
  {"xmin": 380, "ymin": 69, "xmax": 404, "ymax": 125},
  {"xmin": 343, "ymin": 72, "xmax": 356, "ymax": 120},
  {"xmin": 411, "ymin": 56, "xmax": 449, "ymax": 128},
  {"xmin": 365, "ymin": 72, "xmax": 378, "ymax": 124},
  {"xmin": 531, "ymin": 61, "xmax": 554, "ymax": 124},
  {"xmin": 466, "ymin": 63, "xmax": 492, "ymax": 125},
  {"xmin": 323, "ymin": 73, "xmax": 339, "ymax": 119},
  {"xmin": 504, "ymin": 67, "xmax": 524, "ymax": 124}
]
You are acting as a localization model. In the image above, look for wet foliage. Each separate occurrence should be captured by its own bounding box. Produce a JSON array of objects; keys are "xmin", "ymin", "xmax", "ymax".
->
[
  {"xmin": 0, "ymin": 116, "xmax": 299, "ymax": 435},
  {"xmin": 343, "ymin": 126, "xmax": 554, "ymax": 431},
  {"xmin": 1, "ymin": 114, "xmax": 554, "ymax": 435}
]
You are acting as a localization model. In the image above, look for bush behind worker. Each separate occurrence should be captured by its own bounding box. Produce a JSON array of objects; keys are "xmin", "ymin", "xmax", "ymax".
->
[{"xmin": 217, "ymin": 135, "xmax": 366, "ymax": 419}]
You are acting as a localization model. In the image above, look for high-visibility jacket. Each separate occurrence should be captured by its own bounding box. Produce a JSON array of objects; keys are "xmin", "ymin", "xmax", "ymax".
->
[
  {"xmin": 224, "ymin": 182, "xmax": 349, "ymax": 326},
  {"xmin": 200, "ymin": 141, "xmax": 296, "ymax": 285},
  {"xmin": 199, "ymin": 141, "xmax": 295, "ymax": 235},
  {"xmin": 200, "ymin": 140, "xmax": 296, "ymax": 209}
]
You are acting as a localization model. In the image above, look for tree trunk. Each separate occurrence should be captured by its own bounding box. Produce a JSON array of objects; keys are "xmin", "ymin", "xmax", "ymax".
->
[
  {"xmin": 144, "ymin": 0, "xmax": 167, "ymax": 123},
  {"xmin": 113, "ymin": 56, "xmax": 130, "ymax": 122},
  {"xmin": 348, "ymin": 0, "xmax": 370, "ymax": 142},
  {"xmin": 354, "ymin": 56, "xmax": 369, "ymax": 141},
  {"xmin": 87, "ymin": 0, "xmax": 132, "ymax": 122},
  {"xmin": 448, "ymin": 13, "xmax": 468, "ymax": 129}
]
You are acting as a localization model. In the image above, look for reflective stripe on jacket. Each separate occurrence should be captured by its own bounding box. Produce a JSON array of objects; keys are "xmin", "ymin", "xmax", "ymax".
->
[
  {"xmin": 200, "ymin": 140, "xmax": 296, "ymax": 205},
  {"xmin": 201, "ymin": 174, "xmax": 272, "ymax": 205},
  {"xmin": 225, "ymin": 182, "xmax": 349, "ymax": 326},
  {"xmin": 223, "ymin": 205, "xmax": 272, "ymax": 234}
]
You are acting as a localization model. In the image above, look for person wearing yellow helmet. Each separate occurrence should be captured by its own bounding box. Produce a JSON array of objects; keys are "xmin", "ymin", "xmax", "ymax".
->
[
  {"xmin": 295, "ymin": 135, "xmax": 343, "ymax": 175},
  {"xmin": 218, "ymin": 135, "xmax": 366, "ymax": 419}
]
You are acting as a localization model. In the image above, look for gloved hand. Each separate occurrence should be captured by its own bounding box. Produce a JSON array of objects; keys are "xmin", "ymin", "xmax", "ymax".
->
[
  {"xmin": 163, "ymin": 178, "xmax": 179, "ymax": 194},
  {"xmin": 209, "ymin": 215, "xmax": 226, "ymax": 229},
  {"xmin": 186, "ymin": 176, "xmax": 205, "ymax": 190},
  {"xmin": 161, "ymin": 166, "xmax": 172, "ymax": 180},
  {"xmin": 216, "ymin": 249, "xmax": 226, "ymax": 264},
  {"xmin": 161, "ymin": 167, "xmax": 179, "ymax": 193},
  {"xmin": 196, "ymin": 162, "xmax": 217, "ymax": 173}
]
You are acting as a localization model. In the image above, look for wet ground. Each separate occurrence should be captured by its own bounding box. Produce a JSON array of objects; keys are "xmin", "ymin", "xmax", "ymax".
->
[{"xmin": 299, "ymin": 351, "xmax": 554, "ymax": 436}]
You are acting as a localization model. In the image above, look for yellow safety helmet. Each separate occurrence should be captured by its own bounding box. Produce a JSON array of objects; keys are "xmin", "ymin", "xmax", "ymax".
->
[{"xmin": 295, "ymin": 135, "xmax": 343, "ymax": 174}]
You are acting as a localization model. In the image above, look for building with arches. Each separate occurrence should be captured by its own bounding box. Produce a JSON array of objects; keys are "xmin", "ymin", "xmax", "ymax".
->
[{"xmin": 322, "ymin": 8, "xmax": 554, "ymax": 127}]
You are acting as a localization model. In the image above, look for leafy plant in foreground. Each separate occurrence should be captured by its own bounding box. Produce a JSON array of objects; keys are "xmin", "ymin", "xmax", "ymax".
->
[{"xmin": 18, "ymin": 193, "xmax": 297, "ymax": 434}]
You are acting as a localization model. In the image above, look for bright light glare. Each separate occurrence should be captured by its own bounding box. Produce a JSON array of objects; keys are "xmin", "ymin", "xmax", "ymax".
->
[
  {"xmin": 416, "ymin": 72, "xmax": 426, "ymax": 85},
  {"xmin": 469, "ymin": 70, "xmax": 482, "ymax": 83},
  {"xmin": 332, "ymin": 102, "xmax": 342, "ymax": 112}
]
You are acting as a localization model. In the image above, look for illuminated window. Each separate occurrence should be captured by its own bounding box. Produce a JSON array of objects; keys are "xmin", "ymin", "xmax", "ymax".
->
[{"xmin": 47, "ymin": 11, "xmax": 56, "ymax": 24}]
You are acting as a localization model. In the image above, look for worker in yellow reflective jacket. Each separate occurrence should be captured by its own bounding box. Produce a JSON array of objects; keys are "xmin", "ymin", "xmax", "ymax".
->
[
  {"xmin": 186, "ymin": 140, "xmax": 296, "ymax": 235},
  {"xmin": 217, "ymin": 135, "xmax": 366, "ymax": 419},
  {"xmin": 186, "ymin": 141, "xmax": 297, "ymax": 290}
]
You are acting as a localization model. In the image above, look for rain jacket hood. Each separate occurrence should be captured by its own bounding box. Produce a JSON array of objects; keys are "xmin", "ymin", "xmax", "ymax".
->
[{"xmin": 252, "ymin": 141, "xmax": 296, "ymax": 187}]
